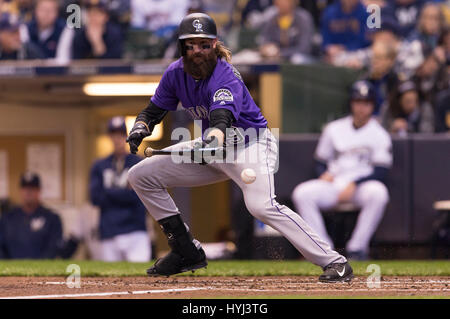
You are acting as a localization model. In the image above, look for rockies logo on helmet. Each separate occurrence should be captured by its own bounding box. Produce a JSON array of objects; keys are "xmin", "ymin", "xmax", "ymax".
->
[
  {"xmin": 177, "ymin": 13, "xmax": 218, "ymax": 55},
  {"xmin": 178, "ymin": 13, "xmax": 217, "ymax": 40},
  {"xmin": 192, "ymin": 19, "xmax": 203, "ymax": 32}
]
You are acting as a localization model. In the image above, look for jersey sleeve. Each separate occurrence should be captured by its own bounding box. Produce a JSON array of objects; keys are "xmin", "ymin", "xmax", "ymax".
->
[
  {"xmin": 209, "ymin": 73, "xmax": 243, "ymax": 122},
  {"xmin": 372, "ymin": 132, "xmax": 393, "ymax": 168},
  {"xmin": 314, "ymin": 125, "xmax": 335, "ymax": 163},
  {"xmin": 150, "ymin": 70, "xmax": 179, "ymax": 111}
]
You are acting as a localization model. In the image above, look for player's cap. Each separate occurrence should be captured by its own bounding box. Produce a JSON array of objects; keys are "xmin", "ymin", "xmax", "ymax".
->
[
  {"xmin": 0, "ymin": 12, "xmax": 20, "ymax": 31},
  {"xmin": 397, "ymin": 81, "xmax": 417, "ymax": 95},
  {"xmin": 20, "ymin": 172, "xmax": 41, "ymax": 188},
  {"xmin": 350, "ymin": 80, "xmax": 376, "ymax": 103},
  {"xmin": 178, "ymin": 12, "xmax": 217, "ymax": 40},
  {"xmin": 107, "ymin": 116, "xmax": 127, "ymax": 134}
]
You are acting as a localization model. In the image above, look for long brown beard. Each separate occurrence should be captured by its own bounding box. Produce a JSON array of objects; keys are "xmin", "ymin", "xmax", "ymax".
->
[{"xmin": 183, "ymin": 50, "xmax": 218, "ymax": 79}]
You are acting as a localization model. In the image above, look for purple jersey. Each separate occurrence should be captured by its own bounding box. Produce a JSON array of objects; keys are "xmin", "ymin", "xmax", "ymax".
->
[{"xmin": 151, "ymin": 57, "xmax": 268, "ymax": 133}]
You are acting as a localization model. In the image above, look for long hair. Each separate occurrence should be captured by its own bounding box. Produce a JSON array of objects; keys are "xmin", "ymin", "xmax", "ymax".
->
[
  {"xmin": 215, "ymin": 41, "xmax": 232, "ymax": 63},
  {"xmin": 387, "ymin": 80, "xmax": 420, "ymax": 118}
]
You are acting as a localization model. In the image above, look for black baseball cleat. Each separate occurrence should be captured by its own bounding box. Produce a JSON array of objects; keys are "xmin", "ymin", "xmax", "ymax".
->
[
  {"xmin": 319, "ymin": 262, "xmax": 354, "ymax": 283},
  {"xmin": 147, "ymin": 248, "xmax": 208, "ymax": 277},
  {"xmin": 149, "ymin": 214, "xmax": 208, "ymax": 277}
]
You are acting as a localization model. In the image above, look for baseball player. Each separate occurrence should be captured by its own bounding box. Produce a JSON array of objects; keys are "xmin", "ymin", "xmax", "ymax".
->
[
  {"xmin": 126, "ymin": 13, "xmax": 353, "ymax": 282},
  {"xmin": 291, "ymin": 80, "xmax": 393, "ymax": 260},
  {"xmin": 89, "ymin": 116, "xmax": 151, "ymax": 262}
]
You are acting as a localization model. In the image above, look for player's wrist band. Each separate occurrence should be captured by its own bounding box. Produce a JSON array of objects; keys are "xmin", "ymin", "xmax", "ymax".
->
[{"xmin": 135, "ymin": 121, "xmax": 150, "ymax": 132}]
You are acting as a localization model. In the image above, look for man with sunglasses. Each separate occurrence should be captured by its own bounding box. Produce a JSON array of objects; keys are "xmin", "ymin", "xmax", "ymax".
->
[{"xmin": 126, "ymin": 13, "xmax": 353, "ymax": 283}]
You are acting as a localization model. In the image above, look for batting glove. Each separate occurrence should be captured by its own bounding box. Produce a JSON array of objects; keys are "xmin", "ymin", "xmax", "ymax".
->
[{"xmin": 126, "ymin": 122, "xmax": 150, "ymax": 154}]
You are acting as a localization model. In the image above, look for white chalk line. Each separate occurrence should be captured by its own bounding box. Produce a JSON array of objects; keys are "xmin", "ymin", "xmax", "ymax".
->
[
  {"xmin": 38, "ymin": 280, "xmax": 450, "ymax": 286},
  {"xmin": 213, "ymin": 288, "xmax": 450, "ymax": 294},
  {"xmin": 1, "ymin": 285, "xmax": 449, "ymax": 299},
  {"xmin": 0, "ymin": 287, "xmax": 208, "ymax": 299}
]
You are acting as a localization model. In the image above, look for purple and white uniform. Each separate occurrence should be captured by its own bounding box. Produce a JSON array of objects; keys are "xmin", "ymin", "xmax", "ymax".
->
[
  {"xmin": 128, "ymin": 58, "xmax": 347, "ymax": 268},
  {"xmin": 152, "ymin": 57, "xmax": 267, "ymax": 138}
]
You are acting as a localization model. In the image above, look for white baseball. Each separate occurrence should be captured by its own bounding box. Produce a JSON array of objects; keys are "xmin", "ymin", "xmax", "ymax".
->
[{"xmin": 240, "ymin": 168, "xmax": 256, "ymax": 184}]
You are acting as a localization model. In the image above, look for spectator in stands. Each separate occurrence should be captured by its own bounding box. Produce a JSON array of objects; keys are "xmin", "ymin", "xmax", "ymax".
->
[
  {"xmin": 241, "ymin": 0, "xmax": 275, "ymax": 29},
  {"xmin": 242, "ymin": 0, "xmax": 331, "ymax": 30},
  {"xmin": 433, "ymin": 28, "xmax": 450, "ymax": 132},
  {"xmin": 321, "ymin": 0, "xmax": 371, "ymax": 64},
  {"xmin": 414, "ymin": 36, "xmax": 448, "ymax": 106},
  {"xmin": 382, "ymin": 0, "xmax": 427, "ymax": 39},
  {"xmin": 0, "ymin": 11, "xmax": 44, "ymax": 59},
  {"xmin": 334, "ymin": 16, "xmax": 425, "ymax": 81},
  {"xmin": 0, "ymin": 172, "xmax": 64, "ymax": 259},
  {"xmin": 258, "ymin": 0, "xmax": 315, "ymax": 62},
  {"xmin": 130, "ymin": 0, "xmax": 189, "ymax": 40},
  {"xmin": 89, "ymin": 116, "xmax": 151, "ymax": 262},
  {"xmin": 88, "ymin": 0, "xmax": 131, "ymax": 34},
  {"xmin": 332, "ymin": 17, "xmax": 398, "ymax": 69},
  {"xmin": 291, "ymin": 80, "xmax": 392, "ymax": 261},
  {"xmin": 72, "ymin": 0, "xmax": 123, "ymax": 59},
  {"xmin": 25, "ymin": 0, "xmax": 73, "ymax": 59},
  {"xmin": 380, "ymin": 80, "xmax": 435, "ymax": 134},
  {"xmin": 408, "ymin": 2, "xmax": 445, "ymax": 56},
  {"xmin": 367, "ymin": 40, "xmax": 399, "ymax": 114},
  {"xmin": 196, "ymin": 0, "xmax": 241, "ymax": 40},
  {"xmin": 59, "ymin": 0, "xmax": 131, "ymax": 35}
]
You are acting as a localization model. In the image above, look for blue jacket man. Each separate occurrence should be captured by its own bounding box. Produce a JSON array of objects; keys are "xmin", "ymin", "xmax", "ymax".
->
[
  {"xmin": 89, "ymin": 116, "xmax": 150, "ymax": 262},
  {"xmin": 72, "ymin": 0, "xmax": 123, "ymax": 59},
  {"xmin": 26, "ymin": 0, "xmax": 67, "ymax": 59},
  {"xmin": 0, "ymin": 172, "xmax": 63, "ymax": 259}
]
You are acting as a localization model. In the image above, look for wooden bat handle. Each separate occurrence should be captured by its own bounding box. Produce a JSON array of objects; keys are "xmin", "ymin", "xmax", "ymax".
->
[{"xmin": 144, "ymin": 146, "xmax": 224, "ymax": 157}]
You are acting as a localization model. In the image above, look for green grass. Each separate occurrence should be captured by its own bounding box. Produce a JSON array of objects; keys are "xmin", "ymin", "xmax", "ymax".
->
[{"xmin": 0, "ymin": 260, "xmax": 449, "ymax": 277}]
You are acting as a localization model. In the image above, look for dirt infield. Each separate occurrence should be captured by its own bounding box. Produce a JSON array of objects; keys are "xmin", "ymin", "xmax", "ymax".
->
[{"xmin": 0, "ymin": 276, "xmax": 449, "ymax": 298}]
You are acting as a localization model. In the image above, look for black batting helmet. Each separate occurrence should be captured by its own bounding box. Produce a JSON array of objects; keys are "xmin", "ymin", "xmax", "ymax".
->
[
  {"xmin": 350, "ymin": 80, "xmax": 376, "ymax": 103},
  {"xmin": 178, "ymin": 13, "xmax": 217, "ymax": 56}
]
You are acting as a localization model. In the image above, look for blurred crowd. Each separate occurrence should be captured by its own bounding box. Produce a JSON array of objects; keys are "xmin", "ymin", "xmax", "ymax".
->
[{"xmin": 0, "ymin": 0, "xmax": 448, "ymax": 134}]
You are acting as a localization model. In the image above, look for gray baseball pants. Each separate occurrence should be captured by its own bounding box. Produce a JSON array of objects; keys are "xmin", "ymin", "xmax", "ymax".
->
[{"xmin": 128, "ymin": 129, "xmax": 346, "ymax": 268}]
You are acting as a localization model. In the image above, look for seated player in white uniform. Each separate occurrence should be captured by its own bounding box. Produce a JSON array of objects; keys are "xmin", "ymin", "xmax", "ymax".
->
[{"xmin": 292, "ymin": 80, "xmax": 393, "ymax": 260}]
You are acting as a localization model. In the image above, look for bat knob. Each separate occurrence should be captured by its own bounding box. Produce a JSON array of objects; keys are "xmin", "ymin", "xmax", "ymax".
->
[{"xmin": 144, "ymin": 147, "xmax": 154, "ymax": 157}]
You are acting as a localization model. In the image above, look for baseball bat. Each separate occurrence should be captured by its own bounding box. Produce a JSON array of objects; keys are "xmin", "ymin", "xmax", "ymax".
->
[{"xmin": 144, "ymin": 146, "xmax": 224, "ymax": 158}]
